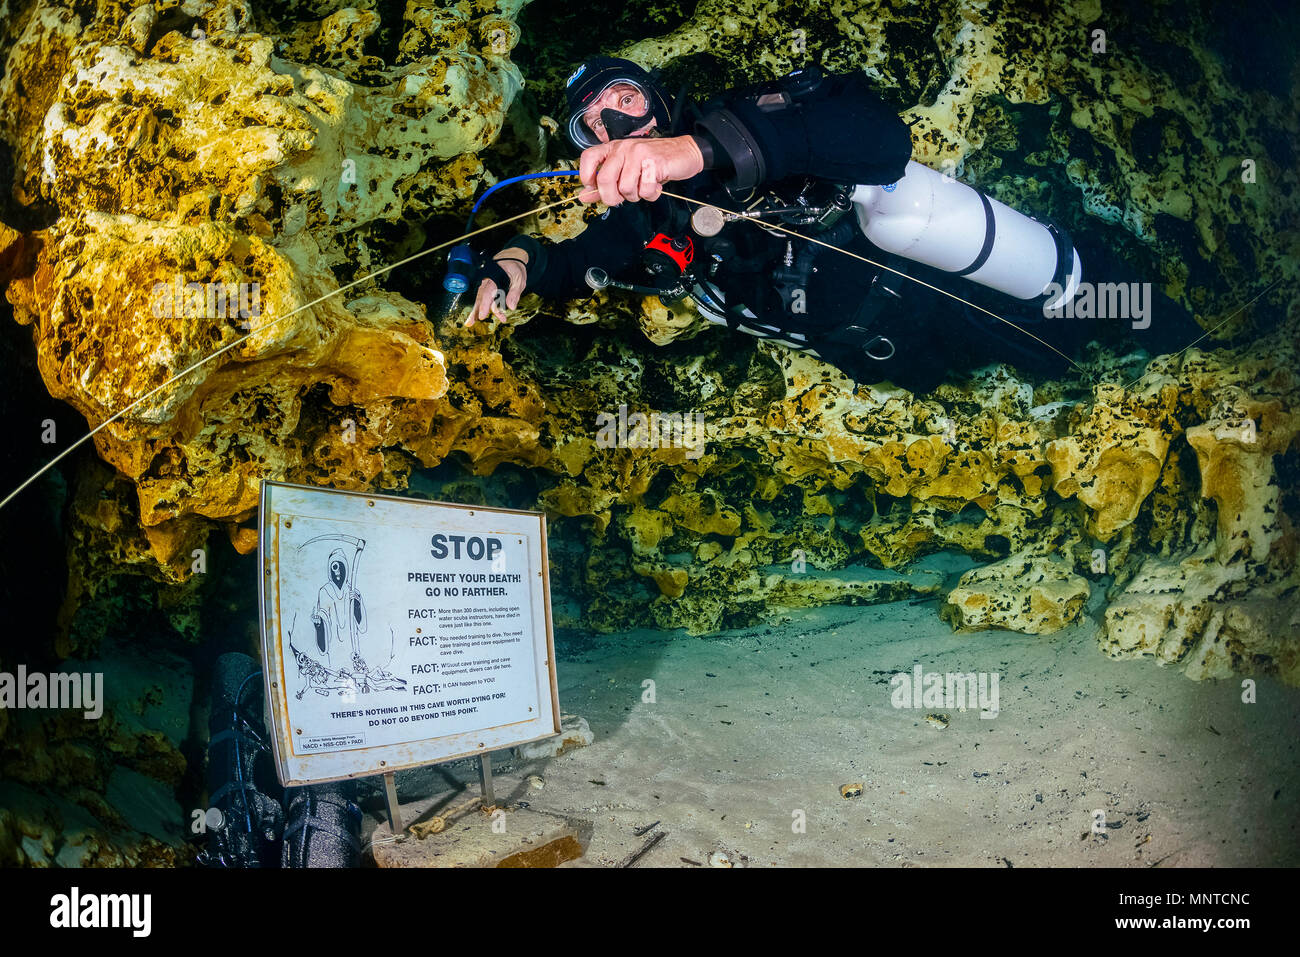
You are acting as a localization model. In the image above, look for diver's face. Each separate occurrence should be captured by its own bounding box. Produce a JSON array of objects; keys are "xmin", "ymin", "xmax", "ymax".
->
[
  {"xmin": 583, "ymin": 82, "xmax": 657, "ymax": 144},
  {"xmin": 330, "ymin": 561, "xmax": 345, "ymax": 587}
]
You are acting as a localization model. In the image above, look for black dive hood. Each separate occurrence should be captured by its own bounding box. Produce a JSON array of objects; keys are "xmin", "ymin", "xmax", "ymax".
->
[{"xmin": 562, "ymin": 56, "xmax": 673, "ymax": 151}]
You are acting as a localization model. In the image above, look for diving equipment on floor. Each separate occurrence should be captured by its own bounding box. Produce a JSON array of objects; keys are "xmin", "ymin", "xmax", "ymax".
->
[
  {"xmin": 850, "ymin": 160, "xmax": 1083, "ymax": 310},
  {"xmin": 281, "ymin": 782, "xmax": 363, "ymax": 869},
  {"xmin": 201, "ymin": 652, "xmax": 365, "ymax": 868},
  {"xmin": 199, "ymin": 652, "xmax": 285, "ymax": 868}
]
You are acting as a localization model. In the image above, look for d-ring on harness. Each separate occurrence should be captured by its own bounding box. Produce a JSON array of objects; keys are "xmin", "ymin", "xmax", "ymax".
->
[{"xmin": 864, "ymin": 335, "xmax": 895, "ymax": 361}]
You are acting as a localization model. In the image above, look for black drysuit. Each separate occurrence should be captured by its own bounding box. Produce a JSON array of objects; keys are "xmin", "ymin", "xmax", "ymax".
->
[{"xmin": 493, "ymin": 70, "xmax": 1199, "ymax": 392}]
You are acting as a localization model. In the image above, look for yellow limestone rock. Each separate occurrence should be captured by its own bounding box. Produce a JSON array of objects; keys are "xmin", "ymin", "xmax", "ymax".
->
[
  {"xmin": 1185, "ymin": 572, "xmax": 1300, "ymax": 684},
  {"xmin": 942, "ymin": 551, "xmax": 1091, "ymax": 635},
  {"xmin": 1102, "ymin": 389, "xmax": 1300, "ymax": 681},
  {"xmin": 1184, "ymin": 396, "xmax": 1300, "ymax": 566},
  {"xmin": 1102, "ymin": 545, "xmax": 1247, "ymax": 665},
  {"xmin": 1045, "ymin": 383, "xmax": 1179, "ymax": 539},
  {"xmin": 1, "ymin": 0, "xmax": 526, "ymax": 572}
]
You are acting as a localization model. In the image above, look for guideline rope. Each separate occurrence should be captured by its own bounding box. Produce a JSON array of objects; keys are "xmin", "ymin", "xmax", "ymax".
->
[
  {"xmin": 0, "ymin": 195, "xmax": 575, "ymax": 511},
  {"xmin": 1, "ymin": 183, "xmax": 1282, "ymax": 510}
]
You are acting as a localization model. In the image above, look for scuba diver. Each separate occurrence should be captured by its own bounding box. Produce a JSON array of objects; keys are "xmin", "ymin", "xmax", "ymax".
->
[{"xmin": 463, "ymin": 57, "xmax": 1200, "ymax": 392}]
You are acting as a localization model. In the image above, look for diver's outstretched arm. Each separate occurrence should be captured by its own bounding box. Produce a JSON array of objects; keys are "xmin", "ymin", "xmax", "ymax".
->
[{"xmin": 694, "ymin": 69, "xmax": 913, "ymax": 193}]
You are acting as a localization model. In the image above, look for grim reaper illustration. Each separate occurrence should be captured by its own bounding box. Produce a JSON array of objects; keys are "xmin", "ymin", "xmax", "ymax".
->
[
  {"xmin": 290, "ymin": 535, "xmax": 406, "ymax": 698},
  {"xmin": 311, "ymin": 542, "xmax": 368, "ymax": 669}
]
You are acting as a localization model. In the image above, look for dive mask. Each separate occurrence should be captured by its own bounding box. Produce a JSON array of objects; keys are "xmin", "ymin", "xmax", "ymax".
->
[
  {"xmin": 563, "ymin": 57, "xmax": 673, "ymax": 151},
  {"xmin": 566, "ymin": 77, "xmax": 659, "ymax": 149}
]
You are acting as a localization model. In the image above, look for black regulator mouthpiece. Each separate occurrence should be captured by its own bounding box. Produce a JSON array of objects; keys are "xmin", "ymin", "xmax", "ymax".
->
[{"xmin": 597, "ymin": 106, "xmax": 653, "ymax": 141}]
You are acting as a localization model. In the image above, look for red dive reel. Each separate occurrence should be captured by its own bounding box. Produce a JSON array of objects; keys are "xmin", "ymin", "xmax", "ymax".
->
[
  {"xmin": 643, "ymin": 233, "xmax": 694, "ymax": 278},
  {"xmin": 585, "ymin": 232, "xmax": 696, "ymax": 306}
]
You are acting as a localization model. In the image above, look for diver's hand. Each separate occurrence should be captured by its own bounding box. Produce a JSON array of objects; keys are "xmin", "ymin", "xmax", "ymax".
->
[
  {"xmin": 578, "ymin": 135, "xmax": 705, "ymax": 206},
  {"xmin": 467, "ymin": 248, "xmax": 529, "ymax": 327}
]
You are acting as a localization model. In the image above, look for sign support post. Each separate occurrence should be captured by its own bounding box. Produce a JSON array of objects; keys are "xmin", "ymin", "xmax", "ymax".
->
[
  {"xmin": 384, "ymin": 772, "xmax": 403, "ymax": 833},
  {"xmin": 478, "ymin": 754, "xmax": 495, "ymax": 809}
]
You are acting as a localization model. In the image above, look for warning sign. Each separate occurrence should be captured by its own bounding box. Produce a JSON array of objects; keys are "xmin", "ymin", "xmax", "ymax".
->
[{"xmin": 258, "ymin": 481, "xmax": 560, "ymax": 786}]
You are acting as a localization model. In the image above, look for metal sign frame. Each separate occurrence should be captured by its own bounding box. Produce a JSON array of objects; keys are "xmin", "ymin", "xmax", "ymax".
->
[{"xmin": 257, "ymin": 480, "xmax": 560, "ymax": 787}]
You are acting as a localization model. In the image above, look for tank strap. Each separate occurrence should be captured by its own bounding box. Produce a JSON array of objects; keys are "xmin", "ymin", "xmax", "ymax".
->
[
  {"xmin": 952, "ymin": 191, "xmax": 996, "ymax": 277},
  {"xmin": 1046, "ymin": 222, "xmax": 1076, "ymax": 293}
]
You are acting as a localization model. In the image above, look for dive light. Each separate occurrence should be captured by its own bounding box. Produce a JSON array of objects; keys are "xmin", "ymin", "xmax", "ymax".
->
[
  {"xmin": 442, "ymin": 243, "xmax": 475, "ymax": 294},
  {"xmin": 440, "ymin": 170, "xmax": 582, "ymax": 301}
]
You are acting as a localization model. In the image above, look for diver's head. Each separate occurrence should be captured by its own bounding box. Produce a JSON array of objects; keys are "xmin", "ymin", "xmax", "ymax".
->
[{"xmin": 563, "ymin": 57, "xmax": 672, "ymax": 150}]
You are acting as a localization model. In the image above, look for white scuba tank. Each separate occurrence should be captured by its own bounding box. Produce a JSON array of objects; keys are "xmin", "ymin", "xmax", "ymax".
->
[{"xmin": 851, "ymin": 161, "xmax": 1083, "ymax": 310}]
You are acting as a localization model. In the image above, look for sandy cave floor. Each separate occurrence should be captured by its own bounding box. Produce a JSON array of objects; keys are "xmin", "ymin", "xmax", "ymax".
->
[{"xmin": 358, "ymin": 557, "xmax": 1300, "ymax": 868}]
